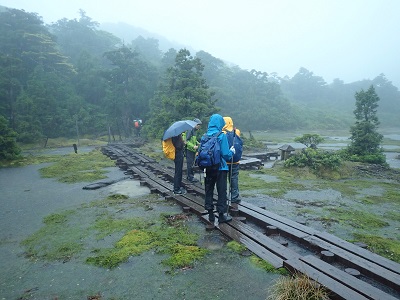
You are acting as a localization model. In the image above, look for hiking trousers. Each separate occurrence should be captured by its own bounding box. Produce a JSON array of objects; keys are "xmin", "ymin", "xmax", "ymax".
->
[
  {"xmin": 173, "ymin": 150, "xmax": 184, "ymax": 192},
  {"xmin": 204, "ymin": 168, "xmax": 228, "ymax": 214},
  {"xmin": 228, "ymin": 163, "xmax": 240, "ymax": 202},
  {"xmin": 186, "ymin": 149, "xmax": 196, "ymax": 180}
]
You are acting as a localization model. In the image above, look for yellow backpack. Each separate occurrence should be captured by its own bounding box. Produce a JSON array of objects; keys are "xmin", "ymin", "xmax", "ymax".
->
[{"xmin": 162, "ymin": 138, "xmax": 175, "ymax": 160}]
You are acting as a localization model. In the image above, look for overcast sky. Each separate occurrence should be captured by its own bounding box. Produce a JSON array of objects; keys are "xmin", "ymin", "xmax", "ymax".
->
[{"xmin": 2, "ymin": 0, "xmax": 400, "ymax": 88}]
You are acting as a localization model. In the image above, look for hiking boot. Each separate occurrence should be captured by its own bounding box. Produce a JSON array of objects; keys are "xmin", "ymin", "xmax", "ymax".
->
[
  {"xmin": 218, "ymin": 213, "xmax": 232, "ymax": 223},
  {"xmin": 208, "ymin": 210, "xmax": 215, "ymax": 222},
  {"xmin": 173, "ymin": 188, "xmax": 186, "ymax": 195},
  {"xmin": 230, "ymin": 203, "xmax": 239, "ymax": 210}
]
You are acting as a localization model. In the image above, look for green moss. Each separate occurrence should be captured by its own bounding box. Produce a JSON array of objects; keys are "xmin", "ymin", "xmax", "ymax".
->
[
  {"xmin": 39, "ymin": 149, "xmax": 115, "ymax": 183},
  {"xmin": 43, "ymin": 210, "xmax": 74, "ymax": 224},
  {"xmin": 0, "ymin": 154, "xmax": 59, "ymax": 167},
  {"xmin": 353, "ymin": 233, "xmax": 400, "ymax": 263},
  {"xmin": 384, "ymin": 210, "xmax": 400, "ymax": 222},
  {"xmin": 92, "ymin": 216, "xmax": 152, "ymax": 239},
  {"xmin": 226, "ymin": 241, "xmax": 247, "ymax": 253},
  {"xmin": 250, "ymin": 256, "xmax": 288, "ymax": 275},
  {"xmin": 21, "ymin": 210, "xmax": 85, "ymax": 262},
  {"xmin": 87, "ymin": 229, "xmax": 155, "ymax": 268},
  {"xmin": 325, "ymin": 207, "xmax": 389, "ymax": 229},
  {"xmin": 87, "ymin": 213, "xmax": 208, "ymax": 270},
  {"xmin": 239, "ymin": 169, "xmax": 307, "ymax": 198},
  {"xmin": 161, "ymin": 244, "xmax": 207, "ymax": 269}
]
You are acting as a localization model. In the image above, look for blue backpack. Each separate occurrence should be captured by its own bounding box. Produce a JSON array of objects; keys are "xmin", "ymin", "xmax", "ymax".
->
[
  {"xmin": 226, "ymin": 130, "xmax": 243, "ymax": 162},
  {"xmin": 195, "ymin": 132, "xmax": 222, "ymax": 169}
]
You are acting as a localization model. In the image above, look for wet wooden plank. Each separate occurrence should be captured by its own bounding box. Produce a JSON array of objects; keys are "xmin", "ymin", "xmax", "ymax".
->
[
  {"xmin": 240, "ymin": 202, "xmax": 319, "ymax": 235},
  {"xmin": 300, "ymin": 255, "xmax": 399, "ymax": 300},
  {"xmin": 316, "ymin": 231, "xmax": 400, "ymax": 275},
  {"xmin": 284, "ymin": 258, "xmax": 369, "ymax": 300},
  {"xmin": 218, "ymin": 223, "xmax": 283, "ymax": 268},
  {"xmin": 227, "ymin": 219, "xmax": 301, "ymax": 261},
  {"xmin": 239, "ymin": 206, "xmax": 310, "ymax": 240},
  {"xmin": 171, "ymin": 194, "xmax": 207, "ymax": 216},
  {"xmin": 303, "ymin": 235, "xmax": 400, "ymax": 291}
]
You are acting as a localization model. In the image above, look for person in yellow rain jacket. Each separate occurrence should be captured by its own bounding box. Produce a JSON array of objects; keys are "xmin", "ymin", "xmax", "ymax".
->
[{"xmin": 223, "ymin": 116, "xmax": 243, "ymax": 209}]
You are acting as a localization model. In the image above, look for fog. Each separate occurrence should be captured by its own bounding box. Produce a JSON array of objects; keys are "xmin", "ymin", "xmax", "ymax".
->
[{"xmin": 2, "ymin": 0, "xmax": 400, "ymax": 88}]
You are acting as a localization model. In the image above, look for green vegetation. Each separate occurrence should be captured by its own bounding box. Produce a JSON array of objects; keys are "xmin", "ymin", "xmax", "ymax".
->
[
  {"xmin": 39, "ymin": 149, "xmax": 115, "ymax": 183},
  {"xmin": 0, "ymin": 115, "xmax": 21, "ymax": 160},
  {"xmin": 345, "ymin": 85, "xmax": 386, "ymax": 164},
  {"xmin": 2, "ymin": 7, "xmax": 400, "ymax": 162},
  {"xmin": 284, "ymin": 148, "xmax": 342, "ymax": 177},
  {"xmin": 294, "ymin": 133, "xmax": 324, "ymax": 148},
  {"xmin": 268, "ymin": 273, "xmax": 330, "ymax": 300},
  {"xmin": 22, "ymin": 199, "xmax": 208, "ymax": 271},
  {"xmin": 87, "ymin": 212, "xmax": 209, "ymax": 270},
  {"xmin": 22, "ymin": 210, "xmax": 85, "ymax": 262},
  {"xmin": 324, "ymin": 207, "xmax": 389, "ymax": 230},
  {"xmin": 353, "ymin": 233, "xmax": 400, "ymax": 263},
  {"xmin": 250, "ymin": 256, "xmax": 288, "ymax": 275},
  {"xmin": 144, "ymin": 48, "xmax": 218, "ymax": 138}
]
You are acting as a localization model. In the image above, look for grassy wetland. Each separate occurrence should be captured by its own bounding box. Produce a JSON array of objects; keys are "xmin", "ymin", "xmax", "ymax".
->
[{"xmin": 1, "ymin": 130, "xmax": 399, "ymax": 299}]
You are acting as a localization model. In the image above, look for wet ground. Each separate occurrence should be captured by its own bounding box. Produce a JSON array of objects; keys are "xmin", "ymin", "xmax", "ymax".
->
[
  {"xmin": 0, "ymin": 160, "xmax": 279, "ymax": 300},
  {"xmin": 1, "ymin": 134, "xmax": 399, "ymax": 299}
]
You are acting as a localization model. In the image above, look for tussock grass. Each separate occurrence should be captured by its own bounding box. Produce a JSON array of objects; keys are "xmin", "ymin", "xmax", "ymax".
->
[{"xmin": 268, "ymin": 273, "xmax": 331, "ymax": 300}]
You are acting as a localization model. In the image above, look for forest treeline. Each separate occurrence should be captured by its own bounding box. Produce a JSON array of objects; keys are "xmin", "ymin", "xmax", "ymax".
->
[{"xmin": 1, "ymin": 7, "xmax": 399, "ymax": 143}]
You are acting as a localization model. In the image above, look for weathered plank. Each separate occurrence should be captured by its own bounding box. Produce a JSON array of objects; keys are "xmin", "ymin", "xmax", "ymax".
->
[
  {"xmin": 240, "ymin": 202, "xmax": 319, "ymax": 235},
  {"xmin": 316, "ymin": 231, "xmax": 400, "ymax": 275},
  {"xmin": 218, "ymin": 222, "xmax": 283, "ymax": 268},
  {"xmin": 239, "ymin": 206, "xmax": 310, "ymax": 240},
  {"xmin": 226, "ymin": 219, "xmax": 302, "ymax": 261},
  {"xmin": 300, "ymin": 255, "xmax": 399, "ymax": 300},
  {"xmin": 303, "ymin": 235, "xmax": 400, "ymax": 291},
  {"xmin": 284, "ymin": 258, "xmax": 369, "ymax": 300}
]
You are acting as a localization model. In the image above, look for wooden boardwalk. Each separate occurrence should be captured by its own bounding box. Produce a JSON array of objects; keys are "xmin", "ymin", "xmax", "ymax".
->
[{"xmin": 101, "ymin": 144, "xmax": 400, "ymax": 300}]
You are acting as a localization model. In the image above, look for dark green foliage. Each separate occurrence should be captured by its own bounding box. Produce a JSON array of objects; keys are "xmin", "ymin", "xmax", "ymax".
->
[
  {"xmin": 284, "ymin": 148, "xmax": 342, "ymax": 172},
  {"xmin": 144, "ymin": 49, "xmax": 217, "ymax": 138},
  {"xmin": 346, "ymin": 86, "xmax": 386, "ymax": 164},
  {"xmin": 294, "ymin": 133, "xmax": 324, "ymax": 148},
  {"xmin": 0, "ymin": 116, "xmax": 21, "ymax": 160},
  {"xmin": 1, "ymin": 7, "xmax": 399, "ymax": 144}
]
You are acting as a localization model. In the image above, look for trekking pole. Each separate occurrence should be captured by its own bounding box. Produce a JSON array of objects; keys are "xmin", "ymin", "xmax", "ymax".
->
[{"xmin": 227, "ymin": 129, "xmax": 236, "ymax": 216}]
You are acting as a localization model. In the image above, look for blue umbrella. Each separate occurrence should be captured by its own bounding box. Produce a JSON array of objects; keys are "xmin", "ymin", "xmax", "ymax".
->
[{"xmin": 162, "ymin": 120, "xmax": 198, "ymax": 141}]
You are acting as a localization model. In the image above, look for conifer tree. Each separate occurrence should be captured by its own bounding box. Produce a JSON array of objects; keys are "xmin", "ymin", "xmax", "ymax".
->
[
  {"xmin": 145, "ymin": 49, "xmax": 217, "ymax": 138},
  {"xmin": 347, "ymin": 85, "xmax": 385, "ymax": 164}
]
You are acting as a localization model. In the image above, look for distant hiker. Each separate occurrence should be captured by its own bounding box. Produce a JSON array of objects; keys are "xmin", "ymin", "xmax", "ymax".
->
[
  {"xmin": 183, "ymin": 118, "xmax": 202, "ymax": 183},
  {"xmin": 223, "ymin": 116, "xmax": 243, "ymax": 210},
  {"xmin": 201, "ymin": 114, "xmax": 235, "ymax": 224},
  {"xmin": 172, "ymin": 133, "xmax": 186, "ymax": 195},
  {"xmin": 134, "ymin": 119, "xmax": 142, "ymax": 137}
]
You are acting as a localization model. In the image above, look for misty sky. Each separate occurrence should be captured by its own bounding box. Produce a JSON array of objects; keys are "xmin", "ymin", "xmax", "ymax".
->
[{"xmin": 1, "ymin": 0, "xmax": 400, "ymax": 88}]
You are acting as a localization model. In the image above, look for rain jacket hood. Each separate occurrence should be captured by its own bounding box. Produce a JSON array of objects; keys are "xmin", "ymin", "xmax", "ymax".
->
[
  {"xmin": 222, "ymin": 116, "xmax": 241, "ymax": 136},
  {"xmin": 207, "ymin": 114, "xmax": 225, "ymax": 136},
  {"xmin": 204, "ymin": 114, "xmax": 233, "ymax": 170},
  {"xmin": 222, "ymin": 117, "xmax": 234, "ymax": 132}
]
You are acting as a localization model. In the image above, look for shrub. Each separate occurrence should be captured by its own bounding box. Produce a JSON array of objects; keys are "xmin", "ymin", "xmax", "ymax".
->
[{"xmin": 284, "ymin": 148, "xmax": 342, "ymax": 172}]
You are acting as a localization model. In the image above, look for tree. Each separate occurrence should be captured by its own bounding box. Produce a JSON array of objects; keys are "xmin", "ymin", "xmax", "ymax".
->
[
  {"xmin": 346, "ymin": 85, "xmax": 385, "ymax": 164},
  {"xmin": 0, "ymin": 115, "xmax": 21, "ymax": 160},
  {"xmin": 294, "ymin": 133, "xmax": 324, "ymax": 148},
  {"xmin": 145, "ymin": 49, "xmax": 218, "ymax": 138},
  {"xmin": 102, "ymin": 45, "xmax": 158, "ymax": 138}
]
